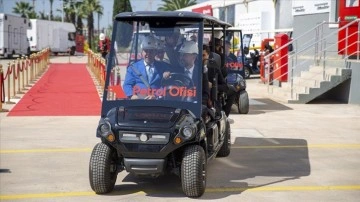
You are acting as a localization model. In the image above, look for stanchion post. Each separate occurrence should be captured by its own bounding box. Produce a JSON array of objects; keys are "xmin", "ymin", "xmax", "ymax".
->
[
  {"xmin": 68, "ymin": 49, "xmax": 71, "ymax": 64},
  {"xmin": 25, "ymin": 56, "xmax": 30, "ymax": 87},
  {"xmin": 0, "ymin": 65, "xmax": 9, "ymax": 112},
  {"xmin": 21, "ymin": 57, "xmax": 26, "ymax": 91},
  {"xmin": 16, "ymin": 58, "xmax": 24, "ymax": 94},
  {"xmin": 11, "ymin": 61, "xmax": 20, "ymax": 99},
  {"xmin": 29, "ymin": 55, "xmax": 34, "ymax": 84},
  {"xmin": 6, "ymin": 62, "xmax": 15, "ymax": 104}
]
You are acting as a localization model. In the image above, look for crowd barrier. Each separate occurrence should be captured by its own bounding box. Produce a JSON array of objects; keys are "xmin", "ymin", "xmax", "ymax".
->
[
  {"xmin": 87, "ymin": 50, "xmax": 106, "ymax": 91},
  {"xmin": 0, "ymin": 48, "xmax": 51, "ymax": 112}
]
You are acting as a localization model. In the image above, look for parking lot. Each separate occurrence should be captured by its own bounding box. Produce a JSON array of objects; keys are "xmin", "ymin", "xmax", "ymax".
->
[{"xmin": 0, "ymin": 56, "xmax": 360, "ymax": 201}]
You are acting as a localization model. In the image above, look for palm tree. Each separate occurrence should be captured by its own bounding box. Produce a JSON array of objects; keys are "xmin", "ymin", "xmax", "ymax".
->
[
  {"xmin": 12, "ymin": 2, "xmax": 34, "ymax": 18},
  {"xmin": 76, "ymin": 9, "xmax": 87, "ymax": 35},
  {"xmin": 63, "ymin": 0, "xmax": 76, "ymax": 24},
  {"xmin": 80, "ymin": 0, "xmax": 103, "ymax": 49},
  {"xmin": 158, "ymin": 0, "xmax": 197, "ymax": 11},
  {"xmin": 28, "ymin": 10, "xmax": 38, "ymax": 19},
  {"xmin": 64, "ymin": 0, "xmax": 86, "ymax": 34},
  {"xmin": 39, "ymin": 11, "xmax": 49, "ymax": 20}
]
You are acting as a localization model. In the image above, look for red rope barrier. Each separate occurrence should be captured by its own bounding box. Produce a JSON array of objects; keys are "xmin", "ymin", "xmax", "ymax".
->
[
  {"xmin": 0, "ymin": 70, "xmax": 4, "ymax": 103},
  {"xmin": 3, "ymin": 63, "xmax": 13, "ymax": 80}
]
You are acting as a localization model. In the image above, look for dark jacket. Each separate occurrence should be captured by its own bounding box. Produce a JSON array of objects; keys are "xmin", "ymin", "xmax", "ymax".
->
[
  {"xmin": 176, "ymin": 66, "xmax": 209, "ymax": 106},
  {"xmin": 208, "ymin": 52, "xmax": 228, "ymax": 92},
  {"xmin": 207, "ymin": 65, "xmax": 228, "ymax": 93}
]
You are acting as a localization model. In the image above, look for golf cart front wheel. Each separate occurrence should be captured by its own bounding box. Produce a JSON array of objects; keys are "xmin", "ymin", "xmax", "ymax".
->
[
  {"xmin": 181, "ymin": 145, "xmax": 206, "ymax": 197},
  {"xmin": 89, "ymin": 142, "xmax": 118, "ymax": 194}
]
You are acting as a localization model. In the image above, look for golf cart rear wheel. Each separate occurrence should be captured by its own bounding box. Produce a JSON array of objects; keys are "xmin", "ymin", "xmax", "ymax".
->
[
  {"xmin": 89, "ymin": 143, "xmax": 117, "ymax": 194},
  {"xmin": 238, "ymin": 90, "xmax": 249, "ymax": 114},
  {"xmin": 217, "ymin": 120, "xmax": 231, "ymax": 157},
  {"xmin": 244, "ymin": 66, "xmax": 251, "ymax": 79},
  {"xmin": 181, "ymin": 145, "xmax": 206, "ymax": 197}
]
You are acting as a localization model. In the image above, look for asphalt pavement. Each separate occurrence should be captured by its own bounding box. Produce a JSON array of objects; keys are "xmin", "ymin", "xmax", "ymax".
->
[{"xmin": 0, "ymin": 55, "xmax": 359, "ymax": 201}]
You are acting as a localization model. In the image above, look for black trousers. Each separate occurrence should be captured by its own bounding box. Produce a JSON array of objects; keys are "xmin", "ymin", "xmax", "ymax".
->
[{"xmin": 223, "ymin": 87, "xmax": 237, "ymax": 117}]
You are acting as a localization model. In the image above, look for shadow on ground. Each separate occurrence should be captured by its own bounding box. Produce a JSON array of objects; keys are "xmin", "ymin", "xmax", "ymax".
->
[
  {"xmin": 230, "ymin": 98, "xmax": 293, "ymax": 115},
  {"xmin": 103, "ymin": 137, "xmax": 310, "ymax": 200},
  {"xmin": 0, "ymin": 169, "xmax": 11, "ymax": 173}
]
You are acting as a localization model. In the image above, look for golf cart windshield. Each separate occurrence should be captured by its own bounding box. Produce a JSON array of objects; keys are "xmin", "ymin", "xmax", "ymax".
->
[
  {"xmin": 202, "ymin": 27, "xmax": 246, "ymax": 78},
  {"xmin": 103, "ymin": 17, "xmax": 204, "ymax": 116}
]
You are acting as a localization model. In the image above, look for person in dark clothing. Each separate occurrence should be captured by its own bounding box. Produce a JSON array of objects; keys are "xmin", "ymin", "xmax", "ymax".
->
[
  {"xmin": 252, "ymin": 44, "xmax": 260, "ymax": 69},
  {"xmin": 203, "ymin": 45, "xmax": 237, "ymax": 117},
  {"xmin": 213, "ymin": 38, "xmax": 228, "ymax": 78},
  {"xmin": 163, "ymin": 28, "xmax": 181, "ymax": 68},
  {"xmin": 98, "ymin": 33, "xmax": 110, "ymax": 59},
  {"xmin": 265, "ymin": 43, "xmax": 274, "ymax": 53},
  {"xmin": 225, "ymin": 40, "xmax": 237, "ymax": 64},
  {"xmin": 163, "ymin": 41, "xmax": 210, "ymax": 106}
]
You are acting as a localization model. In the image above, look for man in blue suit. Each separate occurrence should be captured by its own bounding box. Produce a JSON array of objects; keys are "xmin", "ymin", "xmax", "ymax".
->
[{"xmin": 123, "ymin": 35, "xmax": 170, "ymax": 99}]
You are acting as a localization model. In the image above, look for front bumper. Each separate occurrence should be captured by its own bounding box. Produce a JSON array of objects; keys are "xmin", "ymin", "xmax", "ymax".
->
[{"xmin": 123, "ymin": 158, "xmax": 165, "ymax": 175}]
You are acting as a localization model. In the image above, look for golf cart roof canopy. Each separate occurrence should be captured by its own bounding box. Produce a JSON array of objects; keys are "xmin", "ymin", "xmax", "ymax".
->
[{"xmin": 114, "ymin": 11, "xmax": 232, "ymax": 28}]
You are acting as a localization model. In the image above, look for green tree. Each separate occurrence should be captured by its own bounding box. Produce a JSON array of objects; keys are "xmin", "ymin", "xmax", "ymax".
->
[
  {"xmin": 158, "ymin": 0, "xmax": 197, "ymax": 11},
  {"xmin": 12, "ymin": 1, "xmax": 34, "ymax": 18},
  {"xmin": 39, "ymin": 11, "xmax": 49, "ymax": 20},
  {"xmin": 112, "ymin": 0, "xmax": 132, "ymax": 18},
  {"xmin": 80, "ymin": 0, "xmax": 103, "ymax": 49},
  {"xmin": 113, "ymin": 0, "xmax": 133, "ymax": 48},
  {"xmin": 28, "ymin": 10, "xmax": 38, "ymax": 19}
]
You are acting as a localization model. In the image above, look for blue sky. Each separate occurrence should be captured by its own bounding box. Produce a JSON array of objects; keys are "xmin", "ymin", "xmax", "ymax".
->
[{"xmin": 1, "ymin": 0, "xmax": 208, "ymax": 30}]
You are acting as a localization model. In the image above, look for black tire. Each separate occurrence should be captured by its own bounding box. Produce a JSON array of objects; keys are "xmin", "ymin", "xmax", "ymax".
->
[
  {"xmin": 244, "ymin": 66, "xmax": 251, "ymax": 79},
  {"xmin": 181, "ymin": 145, "xmax": 206, "ymax": 197},
  {"xmin": 27, "ymin": 47, "xmax": 31, "ymax": 56},
  {"xmin": 217, "ymin": 120, "xmax": 231, "ymax": 157},
  {"xmin": 238, "ymin": 90, "xmax": 249, "ymax": 114},
  {"xmin": 89, "ymin": 143, "xmax": 117, "ymax": 194},
  {"xmin": 70, "ymin": 47, "xmax": 76, "ymax": 55}
]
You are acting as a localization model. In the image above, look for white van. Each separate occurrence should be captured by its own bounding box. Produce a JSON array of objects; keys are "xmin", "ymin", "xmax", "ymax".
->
[
  {"xmin": 27, "ymin": 19, "xmax": 76, "ymax": 55},
  {"xmin": 0, "ymin": 13, "xmax": 30, "ymax": 58}
]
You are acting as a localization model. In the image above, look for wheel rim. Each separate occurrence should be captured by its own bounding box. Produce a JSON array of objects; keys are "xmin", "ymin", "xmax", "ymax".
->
[{"xmin": 245, "ymin": 68, "xmax": 250, "ymax": 78}]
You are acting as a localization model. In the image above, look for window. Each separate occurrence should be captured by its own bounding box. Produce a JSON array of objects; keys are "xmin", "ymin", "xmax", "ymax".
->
[{"xmin": 14, "ymin": 28, "xmax": 18, "ymax": 45}]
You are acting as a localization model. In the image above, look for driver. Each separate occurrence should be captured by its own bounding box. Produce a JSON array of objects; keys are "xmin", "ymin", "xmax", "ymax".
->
[
  {"xmin": 163, "ymin": 40, "xmax": 209, "ymax": 106},
  {"xmin": 123, "ymin": 35, "xmax": 170, "ymax": 99}
]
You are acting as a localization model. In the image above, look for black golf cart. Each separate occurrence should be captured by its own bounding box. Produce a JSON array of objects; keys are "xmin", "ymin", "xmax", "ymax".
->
[
  {"xmin": 89, "ymin": 11, "xmax": 231, "ymax": 198},
  {"xmin": 225, "ymin": 28, "xmax": 250, "ymax": 114},
  {"xmin": 204, "ymin": 27, "xmax": 249, "ymax": 114}
]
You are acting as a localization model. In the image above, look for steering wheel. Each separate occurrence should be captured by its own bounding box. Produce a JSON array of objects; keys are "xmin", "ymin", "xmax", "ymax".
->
[
  {"xmin": 161, "ymin": 73, "xmax": 194, "ymax": 88},
  {"xmin": 161, "ymin": 73, "xmax": 195, "ymax": 101}
]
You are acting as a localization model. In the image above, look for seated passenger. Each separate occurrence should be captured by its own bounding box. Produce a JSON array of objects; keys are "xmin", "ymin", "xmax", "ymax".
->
[
  {"xmin": 163, "ymin": 28, "xmax": 181, "ymax": 68},
  {"xmin": 203, "ymin": 44, "xmax": 237, "ymax": 117},
  {"xmin": 123, "ymin": 35, "xmax": 170, "ymax": 99},
  {"xmin": 155, "ymin": 39, "xmax": 166, "ymax": 62}
]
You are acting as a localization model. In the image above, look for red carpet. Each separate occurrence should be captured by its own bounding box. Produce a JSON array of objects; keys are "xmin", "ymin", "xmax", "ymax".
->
[{"xmin": 7, "ymin": 63, "xmax": 101, "ymax": 116}]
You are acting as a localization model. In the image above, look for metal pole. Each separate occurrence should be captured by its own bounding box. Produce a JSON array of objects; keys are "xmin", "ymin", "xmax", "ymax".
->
[
  {"xmin": 61, "ymin": 0, "xmax": 64, "ymax": 22},
  {"xmin": 356, "ymin": 21, "xmax": 360, "ymax": 60}
]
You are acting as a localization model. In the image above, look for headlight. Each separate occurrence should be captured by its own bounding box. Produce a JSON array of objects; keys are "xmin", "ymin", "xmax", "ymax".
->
[
  {"xmin": 100, "ymin": 122, "xmax": 111, "ymax": 133},
  {"xmin": 182, "ymin": 126, "xmax": 194, "ymax": 139}
]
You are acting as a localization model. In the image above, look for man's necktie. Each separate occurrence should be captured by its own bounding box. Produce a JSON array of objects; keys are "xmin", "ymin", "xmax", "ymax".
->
[
  {"xmin": 185, "ymin": 69, "xmax": 191, "ymax": 78},
  {"xmin": 148, "ymin": 65, "xmax": 154, "ymax": 81}
]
